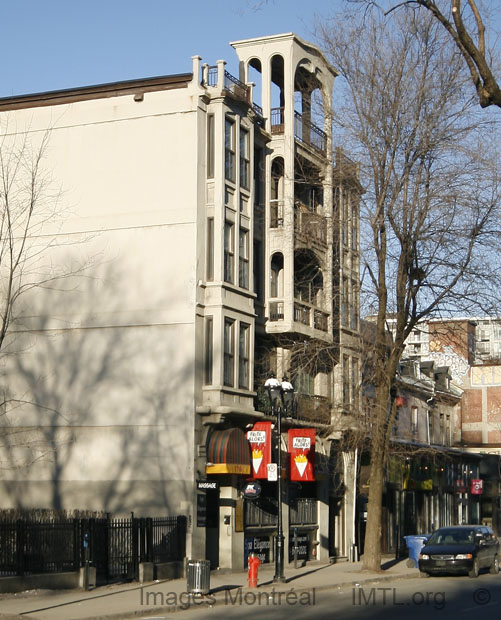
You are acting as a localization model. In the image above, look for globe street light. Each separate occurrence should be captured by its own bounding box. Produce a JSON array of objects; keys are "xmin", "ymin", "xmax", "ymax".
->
[{"xmin": 264, "ymin": 374, "xmax": 295, "ymax": 583}]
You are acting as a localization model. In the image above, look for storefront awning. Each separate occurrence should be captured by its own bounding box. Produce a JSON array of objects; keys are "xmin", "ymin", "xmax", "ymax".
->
[{"xmin": 206, "ymin": 428, "xmax": 251, "ymax": 475}]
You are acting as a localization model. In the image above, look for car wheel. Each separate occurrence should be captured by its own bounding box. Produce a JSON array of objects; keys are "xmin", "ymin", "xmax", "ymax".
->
[
  {"xmin": 419, "ymin": 570, "xmax": 430, "ymax": 578},
  {"xmin": 490, "ymin": 555, "xmax": 499, "ymax": 575},
  {"xmin": 469, "ymin": 558, "xmax": 480, "ymax": 578}
]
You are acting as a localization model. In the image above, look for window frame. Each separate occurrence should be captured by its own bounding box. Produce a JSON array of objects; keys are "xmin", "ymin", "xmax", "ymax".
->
[
  {"xmin": 224, "ymin": 221, "xmax": 234, "ymax": 284},
  {"xmin": 239, "ymin": 126, "xmax": 250, "ymax": 189},
  {"xmin": 225, "ymin": 116, "xmax": 236, "ymax": 182},
  {"xmin": 204, "ymin": 317, "xmax": 213, "ymax": 385},
  {"xmin": 224, "ymin": 318, "xmax": 235, "ymax": 387},
  {"xmin": 238, "ymin": 323, "xmax": 250, "ymax": 389},
  {"xmin": 239, "ymin": 228, "xmax": 249, "ymax": 289},
  {"xmin": 207, "ymin": 114, "xmax": 215, "ymax": 179}
]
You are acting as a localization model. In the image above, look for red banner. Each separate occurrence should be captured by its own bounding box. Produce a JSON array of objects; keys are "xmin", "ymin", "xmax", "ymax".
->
[
  {"xmin": 288, "ymin": 428, "xmax": 315, "ymax": 481},
  {"xmin": 247, "ymin": 422, "xmax": 272, "ymax": 479}
]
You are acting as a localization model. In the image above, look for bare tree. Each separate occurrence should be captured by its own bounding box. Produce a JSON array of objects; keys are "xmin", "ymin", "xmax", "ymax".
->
[
  {"xmin": 352, "ymin": 0, "xmax": 501, "ymax": 109},
  {"xmin": 316, "ymin": 9, "xmax": 501, "ymax": 570}
]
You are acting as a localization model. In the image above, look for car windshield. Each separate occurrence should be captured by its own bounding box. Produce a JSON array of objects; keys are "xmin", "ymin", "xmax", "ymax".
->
[{"xmin": 427, "ymin": 528, "xmax": 475, "ymax": 545}]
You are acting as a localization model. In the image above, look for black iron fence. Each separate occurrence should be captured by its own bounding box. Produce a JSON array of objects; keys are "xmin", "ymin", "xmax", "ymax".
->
[{"xmin": 0, "ymin": 514, "xmax": 187, "ymax": 583}]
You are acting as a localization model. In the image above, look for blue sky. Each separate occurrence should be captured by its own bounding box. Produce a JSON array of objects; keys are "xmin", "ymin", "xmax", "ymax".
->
[
  {"xmin": 1, "ymin": 0, "xmax": 342, "ymax": 98},
  {"xmin": 3, "ymin": 1, "xmax": 499, "ymax": 100}
]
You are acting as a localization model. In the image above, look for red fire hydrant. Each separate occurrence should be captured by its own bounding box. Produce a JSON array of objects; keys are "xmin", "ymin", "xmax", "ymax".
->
[{"xmin": 248, "ymin": 552, "xmax": 261, "ymax": 588}]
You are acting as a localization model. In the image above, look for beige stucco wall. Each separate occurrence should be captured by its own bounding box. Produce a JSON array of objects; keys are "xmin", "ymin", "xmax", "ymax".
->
[{"xmin": 0, "ymin": 82, "xmax": 204, "ymax": 515}]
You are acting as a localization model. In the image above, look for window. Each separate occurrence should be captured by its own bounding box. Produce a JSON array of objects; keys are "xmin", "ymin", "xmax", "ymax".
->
[
  {"xmin": 240, "ymin": 127, "xmax": 250, "ymax": 189},
  {"xmin": 225, "ymin": 117, "xmax": 235, "ymax": 182},
  {"xmin": 207, "ymin": 114, "xmax": 215, "ymax": 178},
  {"xmin": 296, "ymin": 369, "xmax": 313, "ymax": 395},
  {"xmin": 270, "ymin": 253, "xmax": 283, "ymax": 298},
  {"xmin": 351, "ymin": 199, "xmax": 358, "ymax": 250},
  {"xmin": 224, "ymin": 319, "xmax": 235, "ymax": 386},
  {"xmin": 224, "ymin": 221, "xmax": 234, "ymax": 283},
  {"xmin": 239, "ymin": 323, "xmax": 250, "ymax": 389},
  {"xmin": 239, "ymin": 228, "xmax": 249, "ymax": 289},
  {"xmin": 204, "ymin": 317, "xmax": 213, "ymax": 384},
  {"xmin": 351, "ymin": 358, "xmax": 359, "ymax": 411},
  {"xmin": 411, "ymin": 406, "xmax": 418, "ymax": 438},
  {"xmin": 253, "ymin": 240, "xmax": 263, "ymax": 301},
  {"xmin": 350, "ymin": 279, "xmax": 358, "ymax": 330},
  {"xmin": 206, "ymin": 218, "xmax": 214, "ymax": 281},
  {"xmin": 341, "ymin": 278, "xmax": 349, "ymax": 327},
  {"xmin": 445, "ymin": 414, "xmax": 451, "ymax": 446},
  {"xmin": 343, "ymin": 355, "xmax": 350, "ymax": 409},
  {"xmin": 439, "ymin": 413, "xmax": 445, "ymax": 444}
]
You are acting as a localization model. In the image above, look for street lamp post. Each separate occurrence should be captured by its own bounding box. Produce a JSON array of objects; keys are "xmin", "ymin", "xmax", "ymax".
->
[{"xmin": 265, "ymin": 375, "xmax": 294, "ymax": 583}]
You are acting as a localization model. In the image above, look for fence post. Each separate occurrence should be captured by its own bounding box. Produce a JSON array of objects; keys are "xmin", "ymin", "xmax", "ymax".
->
[
  {"xmin": 16, "ymin": 519, "xmax": 25, "ymax": 577},
  {"xmin": 132, "ymin": 516, "xmax": 139, "ymax": 581},
  {"xmin": 74, "ymin": 518, "xmax": 80, "ymax": 571},
  {"xmin": 146, "ymin": 518, "xmax": 153, "ymax": 563}
]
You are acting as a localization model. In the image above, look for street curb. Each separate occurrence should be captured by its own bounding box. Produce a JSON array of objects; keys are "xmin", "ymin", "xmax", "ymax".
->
[{"xmin": 68, "ymin": 570, "xmax": 420, "ymax": 620}]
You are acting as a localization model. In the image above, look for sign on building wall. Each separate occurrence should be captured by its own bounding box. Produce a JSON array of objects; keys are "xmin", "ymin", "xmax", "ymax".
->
[
  {"xmin": 288, "ymin": 429, "xmax": 315, "ymax": 481},
  {"xmin": 471, "ymin": 479, "xmax": 483, "ymax": 495},
  {"xmin": 247, "ymin": 422, "xmax": 272, "ymax": 479}
]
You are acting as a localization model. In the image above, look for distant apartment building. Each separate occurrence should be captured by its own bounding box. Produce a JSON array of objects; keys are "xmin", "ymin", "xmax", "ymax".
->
[
  {"xmin": 0, "ymin": 34, "xmax": 362, "ymax": 571},
  {"xmin": 386, "ymin": 317, "xmax": 501, "ymax": 533}
]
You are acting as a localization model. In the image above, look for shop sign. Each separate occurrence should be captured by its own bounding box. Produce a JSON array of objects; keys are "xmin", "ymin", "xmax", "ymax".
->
[
  {"xmin": 455, "ymin": 479, "xmax": 467, "ymax": 493},
  {"xmin": 289, "ymin": 530, "xmax": 311, "ymax": 562},
  {"xmin": 244, "ymin": 535, "xmax": 271, "ymax": 565},
  {"xmin": 247, "ymin": 422, "xmax": 272, "ymax": 479},
  {"xmin": 471, "ymin": 479, "xmax": 483, "ymax": 495},
  {"xmin": 288, "ymin": 429, "xmax": 315, "ymax": 482},
  {"xmin": 196, "ymin": 480, "xmax": 219, "ymax": 491},
  {"xmin": 242, "ymin": 480, "xmax": 262, "ymax": 499}
]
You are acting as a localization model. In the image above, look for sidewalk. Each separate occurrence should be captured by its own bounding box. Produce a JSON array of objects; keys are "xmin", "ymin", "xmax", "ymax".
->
[{"xmin": 0, "ymin": 557, "xmax": 418, "ymax": 620}]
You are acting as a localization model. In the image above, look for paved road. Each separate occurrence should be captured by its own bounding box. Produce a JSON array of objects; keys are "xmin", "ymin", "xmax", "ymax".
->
[{"xmin": 132, "ymin": 573, "xmax": 501, "ymax": 620}]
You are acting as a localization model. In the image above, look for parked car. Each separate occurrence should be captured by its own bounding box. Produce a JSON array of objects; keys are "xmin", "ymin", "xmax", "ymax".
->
[{"xmin": 418, "ymin": 525, "xmax": 499, "ymax": 578}]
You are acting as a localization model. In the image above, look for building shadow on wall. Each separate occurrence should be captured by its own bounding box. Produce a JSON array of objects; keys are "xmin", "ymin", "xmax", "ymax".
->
[{"xmin": 0, "ymin": 262, "xmax": 193, "ymax": 517}]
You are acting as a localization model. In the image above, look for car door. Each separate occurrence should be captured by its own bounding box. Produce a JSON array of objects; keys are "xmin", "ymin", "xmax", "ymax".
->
[{"xmin": 479, "ymin": 527, "xmax": 494, "ymax": 567}]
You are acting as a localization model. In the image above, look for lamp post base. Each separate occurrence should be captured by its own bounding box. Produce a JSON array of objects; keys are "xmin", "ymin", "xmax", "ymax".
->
[
  {"xmin": 273, "ymin": 575, "xmax": 288, "ymax": 583},
  {"xmin": 273, "ymin": 533, "xmax": 286, "ymax": 583}
]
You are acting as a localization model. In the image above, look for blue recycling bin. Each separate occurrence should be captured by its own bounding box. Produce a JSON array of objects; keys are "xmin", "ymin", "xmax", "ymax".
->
[{"xmin": 404, "ymin": 535, "xmax": 429, "ymax": 568}]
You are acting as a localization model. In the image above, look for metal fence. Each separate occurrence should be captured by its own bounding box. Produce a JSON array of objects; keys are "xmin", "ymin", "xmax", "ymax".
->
[{"xmin": 0, "ymin": 514, "xmax": 187, "ymax": 583}]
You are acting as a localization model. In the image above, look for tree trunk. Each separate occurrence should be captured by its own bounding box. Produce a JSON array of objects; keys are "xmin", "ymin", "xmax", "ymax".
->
[
  {"xmin": 362, "ymin": 446, "xmax": 385, "ymax": 571},
  {"xmin": 362, "ymin": 379, "xmax": 392, "ymax": 571}
]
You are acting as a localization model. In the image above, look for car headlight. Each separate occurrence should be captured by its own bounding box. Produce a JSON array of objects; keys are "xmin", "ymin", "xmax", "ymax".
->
[
  {"xmin": 419, "ymin": 554, "xmax": 429, "ymax": 560},
  {"xmin": 455, "ymin": 553, "xmax": 473, "ymax": 560}
]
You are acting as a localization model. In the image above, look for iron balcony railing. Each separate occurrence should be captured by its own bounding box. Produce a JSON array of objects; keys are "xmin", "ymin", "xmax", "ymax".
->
[
  {"xmin": 294, "ymin": 111, "xmax": 326, "ymax": 154},
  {"xmin": 294, "ymin": 301, "xmax": 329, "ymax": 333},
  {"xmin": 294, "ymin": 301, "xmax": 311, "ymax": 326},
  {"xmin": 271, "ymin": 107, "xmax": 285, "ymax": 134},
  {"xmin": 269, "ymin": 300, "xmax": 284, "ymax": 321},
  {"xmin": 294, "ymin": 205, "xmax": 327, "ymax": 247},
  {"xmin": 206, "ymin": 66, "xmax": 249, "ymax": 104},
  {"xmin": 269, "ymin": 109, "xmax": 327, "ymax": 155}
]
